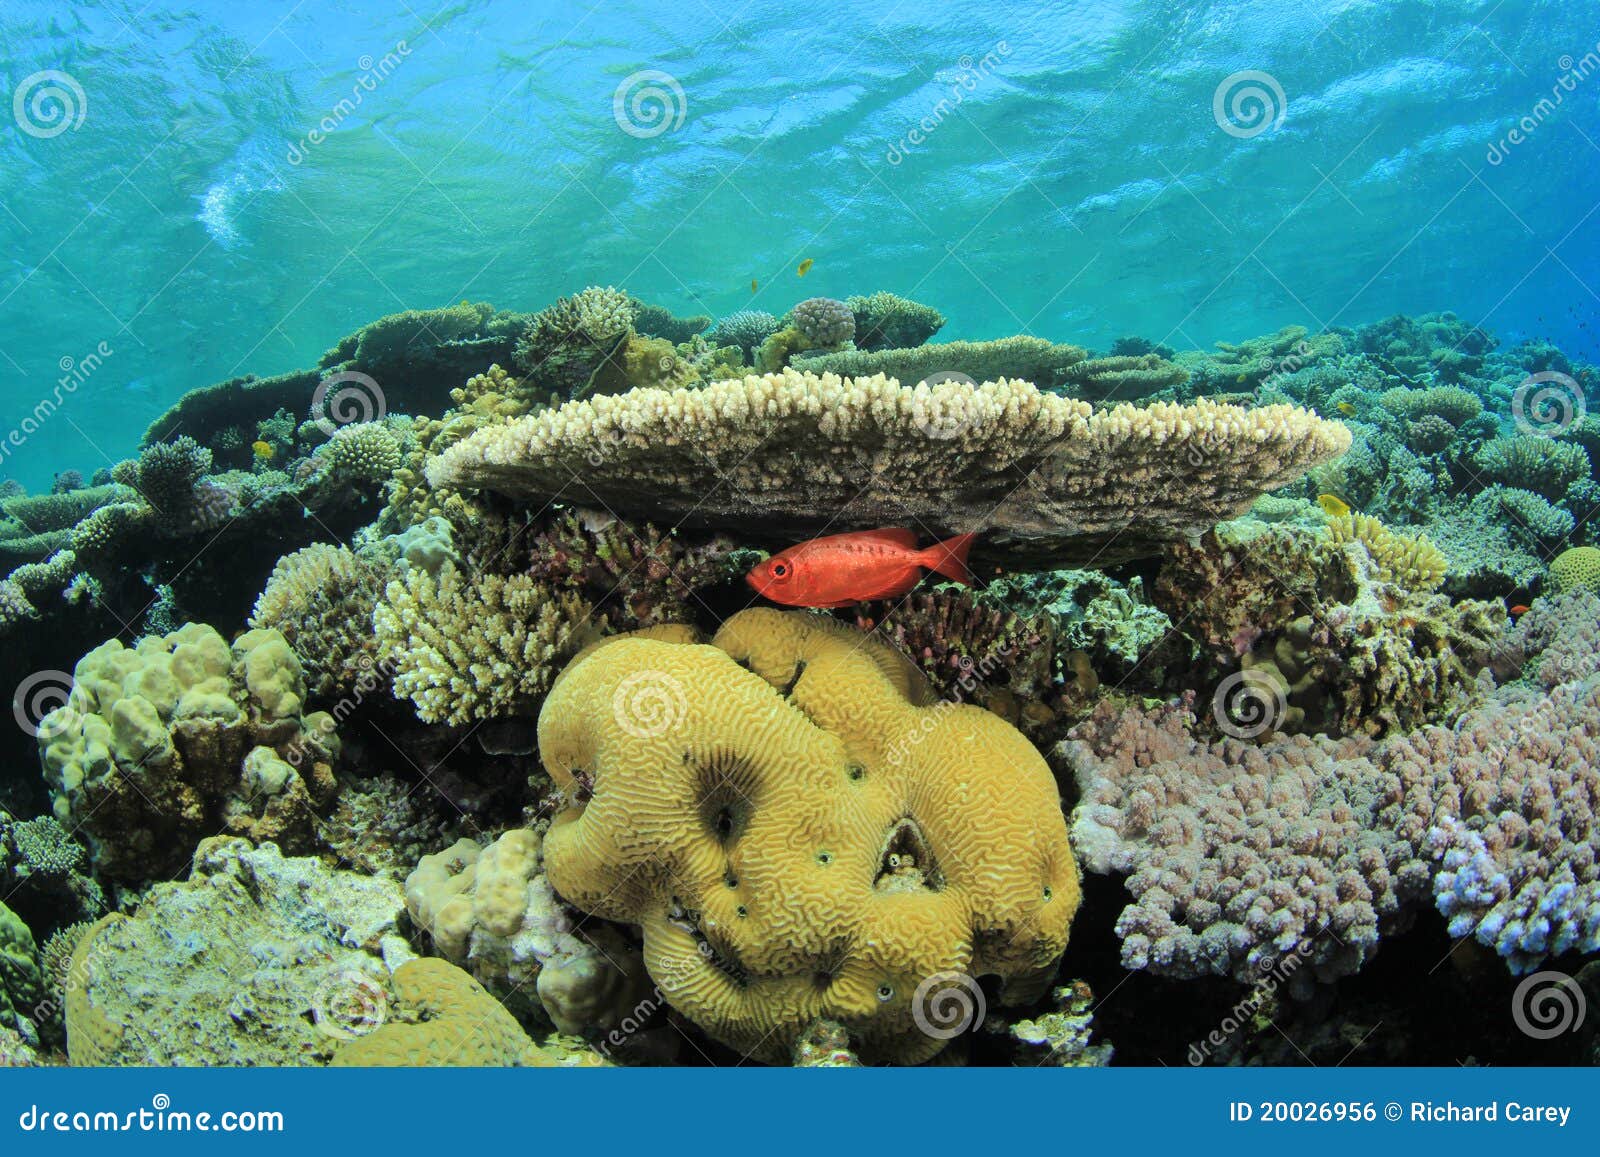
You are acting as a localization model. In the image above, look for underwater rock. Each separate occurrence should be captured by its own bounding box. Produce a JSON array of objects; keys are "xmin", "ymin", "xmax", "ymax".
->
[
  {"xmin": 537, "ymin": 608, "xmax": 1079, "ymax": 1064},
  {"xmin": 428, "ymin": 371, "xmax": 1350, "ymax": 568},
  {"xmin": 37, "ymin": 623, "xmax": 340, "ymax": 882},
  {"xmin": 64, "ymin": 838, "xmax": 410, "ymax": 1066}
]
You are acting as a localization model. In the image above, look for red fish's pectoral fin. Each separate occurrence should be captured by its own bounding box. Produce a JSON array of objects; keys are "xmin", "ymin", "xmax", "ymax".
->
[{"xmin": 919, "ymin": 532, "xmax": 976, "ymax": 585}]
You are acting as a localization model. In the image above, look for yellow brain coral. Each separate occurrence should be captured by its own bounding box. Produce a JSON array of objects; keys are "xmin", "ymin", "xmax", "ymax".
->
[
  {"xmin": 1550, "ymin": 546, "xmax": 1600, "ymax": 594},
  {"xmin": 538, "ymin": 608, "xmax": 1079, "ymax": 1064}
]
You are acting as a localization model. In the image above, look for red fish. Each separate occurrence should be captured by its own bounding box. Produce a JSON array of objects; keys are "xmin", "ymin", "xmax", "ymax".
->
[
  {"xmin": 1509, "ymin": 604, "xmax": 1531, "ymax": 617},
  {"xmin": 746, "ymin": 529, "xmax": 976, "ymax": 608}
]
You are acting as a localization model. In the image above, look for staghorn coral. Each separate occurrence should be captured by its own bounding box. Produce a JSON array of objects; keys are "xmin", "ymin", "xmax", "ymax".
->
[
  {"xmin": 427, "ymin": 371, "xmax": 1351, "ymax": 569},
  {"xmin": 1550, "ymin": 546, "xmax": 1600, "ymax": 594},
  {"xmin": 846, "ymin": 292, "xmax": 945, "ymax": 352},
  {"xmin": 373, "ymin": 560, "xmax": 596, "ymax": 726},
  {"xmin": 1326, "ymin": 513, "xmax": 1448, "ymax": 593},
  {"xmin": 405, "ymin": 831, "xmax": 652, "ymax": 1037},
  {"xmin": 250, "ymin": 543, "xmax": 393, "ymax": 700},
  {"xmin": 788, "ymin": 297, "xmax": 855, "ymax": 348},
  {"xmin": 0, "ymin": 578, "xmax": 35, "ymax": 631},
  {"xmin": 65, "ymin": 838, "xmax": 409, "ymax": 1066},
  {"xmin": 791, "ymin": 336, "xmax": 1088, "ymax": 390},
  {"xmin": 0, "ymin": 811, "xmax": 104, "ymax": 931},
  {"xmin": 37, "ymin": 624, "xmax": 340, "ymax": 881},
  {"xmin": 539, "ymin": 608, "xmax": 1080, "ymax": 1064}
]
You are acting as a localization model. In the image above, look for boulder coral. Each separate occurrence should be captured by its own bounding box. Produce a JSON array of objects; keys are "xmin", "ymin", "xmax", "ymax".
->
[
  {"xmin": 537, "ymin": 607, "xmax": 1080, "ymax": 1064},
  {"xmin": 427, "ymin": 370, "xmax": 1351, "ymax": 568},
  {"xmin": 37, "ymin": 623, "xmax": 341, "ymax": 881}
]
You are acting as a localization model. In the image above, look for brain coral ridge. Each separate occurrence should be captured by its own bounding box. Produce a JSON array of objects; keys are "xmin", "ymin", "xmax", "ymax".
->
[
  {"xmin": 427, "ymin": 370, "xmax": 1351, "ymax": 567},
  {"xmin": 537, "ymin": 607, "xmax": 1079, "ymax": 1064}
]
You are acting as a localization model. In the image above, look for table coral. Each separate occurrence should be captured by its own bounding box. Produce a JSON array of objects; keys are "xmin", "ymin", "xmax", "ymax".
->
[
  {"xmin": 427, "ymin": 370, "xmax": 1350, "ymax": 568},
  {"xmin": 538, "ymin": 607, "xmax": 1080, "ymax": 1064},
  {"xmin": 37, "ymin": 623, "xmax": 341, "ymax": 881}
]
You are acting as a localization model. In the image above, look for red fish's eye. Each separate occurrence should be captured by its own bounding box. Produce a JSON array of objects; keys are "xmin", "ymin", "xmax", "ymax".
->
[{"xmin": 771, "ymin": 562, "xmax": 789, "ymax": 579}]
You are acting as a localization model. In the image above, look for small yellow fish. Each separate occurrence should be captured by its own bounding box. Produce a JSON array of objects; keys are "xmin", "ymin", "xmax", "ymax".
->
[
  {"xmin": 1336, "ymin": 401, "xmax": 1357, "ymax": 416},
  {"xmin": 797, "ymin": 258, "xmax": 814, "ymax": 277},
  {"xmin": 251, "ymin": 439, "xmax": 275, "ymax": 461},
  {"xmin": 750, "ymin": 278, "xmax": 758, "ymax": 292},
  {"xmin": 1317, "ymin": 493, "xmax": 1351, "ymax": 518}
]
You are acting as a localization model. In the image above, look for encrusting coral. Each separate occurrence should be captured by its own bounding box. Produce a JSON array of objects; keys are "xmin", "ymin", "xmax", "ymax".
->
[
  {"xmin": 37, "ymin": 623, "xmax": 341, "ymax": 881},
  {"xmin": 427, "ymin": 370, "xmax": 1351, "ymax": 568},
  {"xmin": 64, "ymin": 838, "xmax": 410, "ymax": 1066},
  {"xmin": 538, "ymin": 608, "xmax": 1080, "ymax": 1064}
]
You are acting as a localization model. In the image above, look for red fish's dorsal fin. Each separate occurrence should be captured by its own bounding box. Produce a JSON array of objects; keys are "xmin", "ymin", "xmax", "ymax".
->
[
  {"xmin": 918, "ymin": 532, "xmax": 976, "ymax": 584},
  {"xmin": 842, "ymin": 528, "xmax": 918, "ymax": 549}
]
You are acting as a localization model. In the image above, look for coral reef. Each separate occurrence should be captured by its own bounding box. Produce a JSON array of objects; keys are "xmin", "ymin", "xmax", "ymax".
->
[
  {"xmin": 538, "ymin": 608, "xmax": 1079, "ymax": 1063},
  {"xmin": 846, "ymin": 292, "xmax": 945, "ymax": 351},
  {"xmin": 788, "ymin": 296, "xmax": 855, "ymax": 348},
  {"xmin": 0, "ymin": 810, "xmax": 104, "ymax": 932},
  {"xmin": 706, "ymin": 310, "xmax": 780, "ymax": 360},
  {"xmin": 512, "ymin": 286, "xmax": 636, "ymax": 398},
  {"xmin": 250, "ymin": 543, "xmax": 393, "ymax": 700},
  {"xmin": 427, "ymin": 371, "xmax": 1350, "ymax": 568},
  {"xmin": 0, "ymin": 901, "xmax": 42, "ymax": 1038},
  {"xmin": 791, "ymin": 335, "xmax": 1088, "ymax": 388},
  {"xmin": 37, "ymin": 624, "xmax": 340, "ymax": 881},
  {"xmin": 1550, "ymin": 546, "xmax": 1600, "ymax": 594}
]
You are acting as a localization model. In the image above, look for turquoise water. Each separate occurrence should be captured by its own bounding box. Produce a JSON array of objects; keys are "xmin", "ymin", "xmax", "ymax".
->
[{"xmin": 1, "ymin": 0, "xmax": 1597, "ymax": 487}]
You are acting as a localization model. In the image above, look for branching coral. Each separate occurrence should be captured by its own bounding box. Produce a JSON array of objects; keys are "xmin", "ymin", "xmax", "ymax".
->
[
  {"xmin": 37, "ymin": 624, "xmax": 341, "ymax": 881},
  {"xmin": 250, "ymin": 543, "xmax": 394, "ymax": 700},
  {"xmin": 539, "ymin": 608, "xmax": 1079, "ymax": 1064},
  {"xmin": 373, "ymin": 560, "xmax": 596, "ymax": 725},
  {"xmin": 427, "ymin": 370, "xmax": 1351, "ymax": 568},
  {"xmin": 1471, "ymin": 436, "xmax": 1589, "ymax": 501},
  {"xmin": 1326, "ymin": 513, "xmax": 1448, "ymax": 592}
]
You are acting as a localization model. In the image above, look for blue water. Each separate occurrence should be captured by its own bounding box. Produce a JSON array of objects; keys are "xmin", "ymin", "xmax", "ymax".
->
[{"xmin": 1, "ymin": 0, "xmax": 1597, "ymax": 487}]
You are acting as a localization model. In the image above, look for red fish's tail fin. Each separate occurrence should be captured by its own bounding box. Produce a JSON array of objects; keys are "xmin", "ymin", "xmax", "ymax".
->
[{"xmin": 920, "ymin": 532, "xmax": 976, "ymax": 585}]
